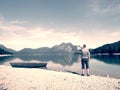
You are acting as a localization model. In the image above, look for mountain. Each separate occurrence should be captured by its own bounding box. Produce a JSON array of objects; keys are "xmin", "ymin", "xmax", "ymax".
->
[
  {"xmin": 17, "ymin": 43, "xmax": 78, "ymax": 54},
  {"xmin": 0, "ymin": 48, "xmax": 12, "ymax": 54},
  {"xmin": 17, "ymin": 48, "xmax": 34, "ymax": 54},
  {"xmin": 0, "ymin": 44, "xmax": 17, "ymax": 54},
  {"xmin": 91, "ymin": 40, "xmax": 120, "ymax": 55},
  {"xmin": 51, "ymin": 43, "xmax": 77, "ymax": 53},
  {"xmin": 1, "ymin": 40, "xmax": 120, "ymax": 55},
  {"xmin": 0, "ymin": 45, "xmax": 16, "ymax": 54},
  {"xmin": 17, "ymin": 47, "xmax": 51, "ymax": 54}
]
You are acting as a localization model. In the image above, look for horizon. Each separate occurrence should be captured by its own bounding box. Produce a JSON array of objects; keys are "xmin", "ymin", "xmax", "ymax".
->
[
  {"xmin": 1, "ymin": 40, "xmax": 119, "ymax": 51},
  {"xmin": 0, "ymin": 0, "xmax": 120, "ymax": 50}
]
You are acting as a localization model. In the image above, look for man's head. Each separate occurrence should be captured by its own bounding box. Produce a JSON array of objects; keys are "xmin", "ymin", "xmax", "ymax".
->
[{"xmin": 83, "ymin": 44, "xmax": 86, "ymax": 48}]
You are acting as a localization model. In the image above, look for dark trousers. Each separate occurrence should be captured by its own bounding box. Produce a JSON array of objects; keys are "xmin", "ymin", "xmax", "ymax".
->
[{"xmin": 81, "ymin": 58, "xmax": 89, "ymax": 69}]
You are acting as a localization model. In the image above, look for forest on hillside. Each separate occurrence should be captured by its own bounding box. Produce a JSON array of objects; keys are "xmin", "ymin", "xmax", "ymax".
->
[{"xmin": 91, "ymin": 41, "xmax": 120, "ymax": 55}]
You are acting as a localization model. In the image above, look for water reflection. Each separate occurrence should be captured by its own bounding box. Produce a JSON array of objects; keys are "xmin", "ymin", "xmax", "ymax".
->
[
  {"xmin": 17, "ymin": 54, "xmax": 80, "ymax": 66},
  {"xmin": 0, "ymin": 54, "xmax": 80, "ymax": 66},
  {"xmin": 0, "ymin": 56, "xmax": 15, "ymax": 65},
  {"xmin": 92, "ymin": 55, "xmax": 120, "ymax": 65},
  {"xmin": 1, "ymin": 54, "xmax": 120, "ymax": 66},
  {"xmin": 0, "ymin": 54, "xmax": 120, "ymax": 78}
]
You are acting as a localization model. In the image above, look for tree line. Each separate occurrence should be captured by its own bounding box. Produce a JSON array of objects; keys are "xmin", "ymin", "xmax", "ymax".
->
[
  {"xmin": 0, "ymin": 48, "xmax": 12, "ymax": 55},
  {"xmin": 90, "ymin": 40, "xmax": 120, "ymax": 55}
]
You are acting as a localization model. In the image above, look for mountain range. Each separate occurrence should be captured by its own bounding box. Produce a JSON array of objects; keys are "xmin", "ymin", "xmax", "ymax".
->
[
  {"xmin": 0, "ymin": 43, "xmax": 78, "ymax": 55},
  {"xmin": 0, "ymin": 40, "xmax": 120, "ymax": 55}
]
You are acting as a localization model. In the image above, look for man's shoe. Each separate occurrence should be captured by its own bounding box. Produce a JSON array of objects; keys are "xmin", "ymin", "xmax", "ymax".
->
[
  {"xmin": 81, "ymin": 74, "xmax": 84, "ymax": 76},
  {"xmin": 87, "ymin": 74, "xmax": 90, "ymax": 76}
]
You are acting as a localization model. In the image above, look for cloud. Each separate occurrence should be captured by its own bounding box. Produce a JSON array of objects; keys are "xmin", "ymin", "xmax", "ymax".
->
[
  {"xmin": 89, "ymin": 0, "xmax": 120, "ymax": 15},
  {"xmin": 9, "ymin": 20, "xmax": 27, "ymax": 24},
  {"xmin": 0, "ymin": 19, "xmax": 82, "ymax": 50},
  {"xmin": 0, "ymin": 19, "xmax": 26, "ymax": 31},
  {"xmin": 111, "ymin": 32, "xmax": 120, "ymax": 36},
  {"xmin": 0, "ymin": 18, "xmax": 120, "ymax": 50},
  {"xmin": 0, "ymin": 25, "xmax": 25, "ymax": 31}
]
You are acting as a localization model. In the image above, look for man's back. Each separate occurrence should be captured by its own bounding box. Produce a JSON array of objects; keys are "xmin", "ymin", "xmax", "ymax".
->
[{"xmin": 81, "ymin": 48, "xmax": 90, "ymax": 59}]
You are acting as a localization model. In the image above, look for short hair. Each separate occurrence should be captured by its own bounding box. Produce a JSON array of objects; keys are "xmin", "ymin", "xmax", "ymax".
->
[{"xmin": 83, "ymin": 44, "xmax": 86, "ymax": 48}]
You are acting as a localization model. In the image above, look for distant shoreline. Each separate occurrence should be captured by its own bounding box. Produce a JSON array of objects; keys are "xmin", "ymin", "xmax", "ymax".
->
[
  {"xmin": 91, "ymin": 53, "xmax": 120, "ymax": 56},
  {"xmin": 1, "ymin": 53, "xmax": 120, "ymax": 55},
  {"xmin": 0, "ymin": 54, "xmax": 12, "ymax": 57}
]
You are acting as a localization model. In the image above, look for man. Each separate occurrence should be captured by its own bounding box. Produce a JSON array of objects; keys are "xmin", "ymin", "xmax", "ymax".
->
[{"xmin": 81, "ymin": 44, "xmax": 90, "ymax": 76}]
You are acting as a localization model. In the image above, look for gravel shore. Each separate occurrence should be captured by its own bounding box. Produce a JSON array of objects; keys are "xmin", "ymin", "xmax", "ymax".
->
[{"xmin": 0, "ymin": 65, "xmax": 119, "ymax": 90}]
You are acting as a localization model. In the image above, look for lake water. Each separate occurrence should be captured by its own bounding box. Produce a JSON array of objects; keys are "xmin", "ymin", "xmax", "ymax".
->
[{"xmin": 0, "ymin": 54, "xmax": 120, "ymax": 79}]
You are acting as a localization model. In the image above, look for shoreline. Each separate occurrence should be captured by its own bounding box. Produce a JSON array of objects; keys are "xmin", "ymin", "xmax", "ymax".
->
[{"xmin": 0, "ymin": 65, "xmax": 120, "ymax": 90}]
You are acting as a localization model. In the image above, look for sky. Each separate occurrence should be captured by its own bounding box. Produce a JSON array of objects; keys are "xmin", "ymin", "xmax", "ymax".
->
[{"xmin": 0, "ymin": 0, "xmax": 120, "ymax": 50}]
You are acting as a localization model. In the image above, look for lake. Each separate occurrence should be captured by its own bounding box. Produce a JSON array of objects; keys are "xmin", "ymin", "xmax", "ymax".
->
[{"xmin": 0, "ymin": 54, "xmax": 120, "ymax": 79}]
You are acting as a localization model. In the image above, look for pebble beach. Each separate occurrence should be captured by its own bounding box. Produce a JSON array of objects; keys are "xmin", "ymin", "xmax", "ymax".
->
[{"xmin": 0, "ymin": 65, "xmax": 120, "ymax": 90}]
